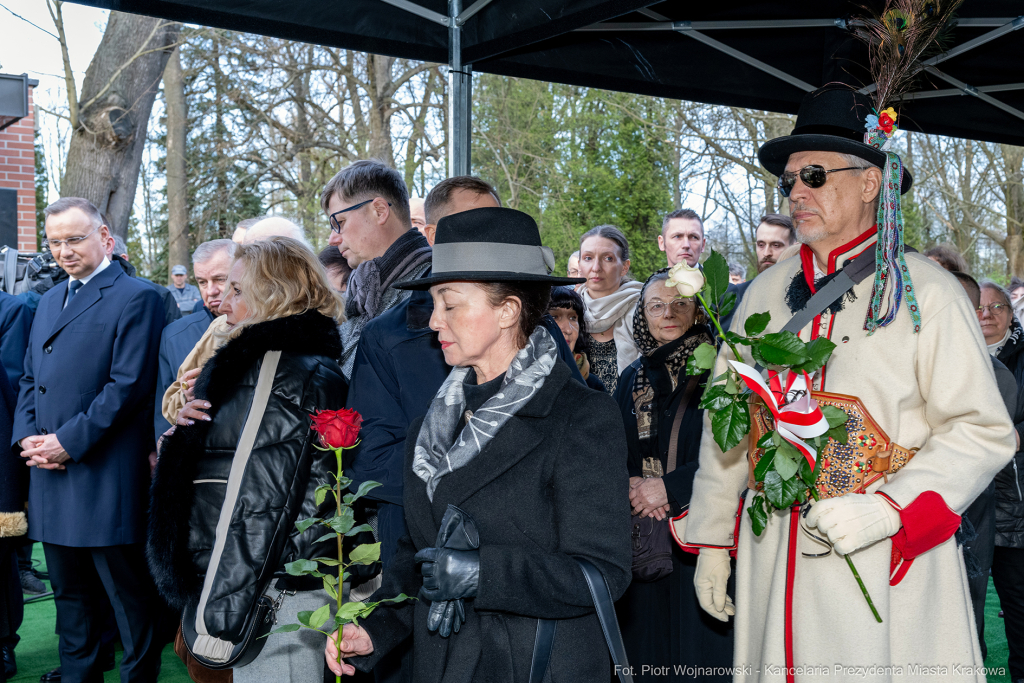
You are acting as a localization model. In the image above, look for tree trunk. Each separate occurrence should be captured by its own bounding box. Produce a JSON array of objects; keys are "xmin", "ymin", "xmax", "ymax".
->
[
  {"xmin": 165, "ymin": 46, "xmax": 189, "ymax": 278},
  {"xmin": 61, "ymin": 12, "xmax": 180, "ymax": 238},
  {"xmin": 1002, "ymin": 144, "xmax": 1024, "ymax": 277}
]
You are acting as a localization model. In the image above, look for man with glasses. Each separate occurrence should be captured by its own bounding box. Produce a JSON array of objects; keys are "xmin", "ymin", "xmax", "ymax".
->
[
  {"xmin": 12, "ymin": 197, "xmax": 166, "ymax": 683},
  {"xmin": 321, "ymin": 160, "xmax": 431, "ymax": 379},
  {"xmin": 685, "ymin": 85, "xmax": 1014, "ymax": 677}
]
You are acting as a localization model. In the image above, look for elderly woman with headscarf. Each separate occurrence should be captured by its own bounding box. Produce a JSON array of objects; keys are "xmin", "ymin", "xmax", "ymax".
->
[
  {"xmin": 325, "ymin": 207, "xmax": 631, "ymax": 682},
  {"xmin": 612, "ymin": 269, "xmax": 733, "ymax": 683}
]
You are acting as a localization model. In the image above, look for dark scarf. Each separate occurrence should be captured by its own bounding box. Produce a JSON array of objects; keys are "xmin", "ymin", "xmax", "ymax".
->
[
  {"xmin": 630, "ymin": 271, "xmax": 715, "ymax": 441},
  {"xmin": 345, "ymin": 228, "xmax": 432, "ymax": 320},
  {"xmin": 997, "ymin": 316, "xmax": 1024, "ymax": 366}
]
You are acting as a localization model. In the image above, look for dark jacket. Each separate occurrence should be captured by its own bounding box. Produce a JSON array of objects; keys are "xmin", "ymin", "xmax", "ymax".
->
[
  {"xmin": 0, "ymin": 292, "xmax": 32, "ymax": 390},
  {"xmin": 348, "ymin": 282, "xmax": 586, "ymax": 507},
  {"xmin": 352, "ymin": 360, "xmax": 632, "ymax": 683},
  {"xmin": 147, "ymin": 311, "xmax": 348, "ymax": 642},
  {"xmin": 996, "ymin": 318, "xmax": 1024, "ymax": 548},
  {"xmin": 12, "ymin": 260, "xmax": 164, "ymax": 546},
  {"xmin": 113, "ymin": 255, "xmax": 182, "ymax": 327},
  {"xmin": 154, "ymin": 305, "xmax": 217, "ymax": 440}
]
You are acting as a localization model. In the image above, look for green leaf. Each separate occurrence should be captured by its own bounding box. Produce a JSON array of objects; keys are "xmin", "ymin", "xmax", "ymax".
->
[
  {"xmin": 295, "ymin": 517, "xmax": 319, "ymax": 534},
  {"xmin": 753, "ymin": 448, "xmax": 775, "ymax": 481},
  {"xmin": 724, "ymin": 370, "xmax": 740, "ymax": 396},
  {"xmin": 794, "ymin": 337, "xmax": 836, "ymax": 374},
  {"xmin": 699, "ymin": 385, "xmax": 733, "ymax": 412},
  {"xmin": 723, "ymin": 331, "xmax": 752, "ymax": 347},
  {"xmin": 820, "ymin": 405, "xmax": 849, "ymax": 429},
  {"xmin": 348, "ymin": 542, "xmax": 381, "ymax": 566},
  {"xmin": 748, "ymin": 495, "xmax": 769, "ymax": 536},
  {"xmin": 348, "ymin": 480, "xmax": 383, "ymax": 503},
  {"xmin": 744, "ymin": 311, "xmax": 772, "ymax": 337},
  {"xmin": 264, "ymin": 623, "xmax": 301, "ymax": 637},
  {"xmin": 325, "ymin": 507, "xmax": 355, "ymax": 536},
  {"xmin": 378, "ymin": 593, "xmax": 414, "ymax": 604},
  {"xmin": 758, "ymin": 331, "xmax": 809, "ymax": 367},
  {"xmin": 345, "ymin": 523, "xmax": 374, "ymax": 537},
  {"xmin": 703, "ymin": 250, "xmax": 730, "ymax": 310},
  {"xmin": 755, "ymin": 432, "xmax": 775, "ymax": 450},
  {"xmin": 314, "ymin": 485, "xmax": 333, "ymax": 508},
  {"xmin": 763, "ymin": 470, "xmax": 804, "ymax": 509},
  {"xmin": 748, "ymin": 341, "xmax": 768, "ymax": 369},
  {"xmin": 323, "ymin": 578, "xmax": 338, "ymax": 601},
  {"xmin": 323, "ymin": 574, "xmax": 337, "ymax": 587},
  {"xmin": 692, "ymin": 343, "xmax": 718, "ymax": 370},
  {"xmin": 335, "ymin": 601, "xmax": 368, "ymax": 623},
  {"xmin": 718, "ymin": 292, "xmax": 737, "ymax": 318},
  {"xmin": 297, "ymin": 610, "xmax": 313, "ymax": 627},
  {"xmin": 711, "ymin": 400, "xmax": 750, "ymax": 453},
  {"xmin": 313, "ymin": 557, "xmax": 341, "ymax": 567},
  {"xmin": 827, "ymin": 423, "xmax": 849, "ymax": 445},
  {"xmin": 335, "ymin": 475, "xmax": 352, "ymax": 489},
  {"xmin": 773, "ymin": 440, "xmax": 801, "ymax": 480},
  {"xmin": 309, "ymin": 604, "xmax": 331, "ymax": 630},
  {"xmin": 799, "ymin": 456, "xmax": 817, "ymax": 488},
  {"xmin": 313, "ymin": 532, "xmax": 338, "ymax": 545},
  {"xmin": 285, "ymin": 559, "xmax": 320, "ymax": 576}
]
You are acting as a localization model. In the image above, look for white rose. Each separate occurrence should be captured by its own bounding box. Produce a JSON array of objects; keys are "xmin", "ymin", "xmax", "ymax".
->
[{"xmin": 665, "ymin": 262, "xmax": 706, "ymax": 297}]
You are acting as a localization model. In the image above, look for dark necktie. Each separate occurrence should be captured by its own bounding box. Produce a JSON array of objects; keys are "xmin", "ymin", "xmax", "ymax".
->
[{"xmin": 66, "ymin": 280, "xmax": 83, "ymax": 308}]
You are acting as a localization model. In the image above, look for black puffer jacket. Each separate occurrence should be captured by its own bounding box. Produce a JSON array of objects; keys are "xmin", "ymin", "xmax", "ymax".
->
[
  {"xmin": 996, "ymin": 317, "xmax": 1024, "ymax": 548},
  {"xmin": 147, "ymin": 311, "xmax": 347, "ymax": 642}
]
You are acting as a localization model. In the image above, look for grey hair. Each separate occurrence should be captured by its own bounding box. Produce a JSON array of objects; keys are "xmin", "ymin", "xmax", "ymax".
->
[
  {"xmin": 44, "ymin": 197, "xmax": 103, "ymax": 229},
  {"xmin": 837, "ymin": 153, "xmax": 881, "ymax": 213},
  {"xmin": 980, "ymin": 279, "xmax": 1013, "ymax": 309},
  {"xmin": 235, "ymin": 216, "xmax": 267, "ymax": 231},
  {"xmin": 569, "ymin": 251, "xmax": 580, "ymax": 260},
  {"xmin": 729, "ymin": 262, "xmax": 747, "ymax": 279},
  {"xmin": 193, "ymin": 238, "xmax": 237, "ymax": 265},
  {"xmin": 112, "ymin": 235, "xmax": 128, "ymax": 257}
]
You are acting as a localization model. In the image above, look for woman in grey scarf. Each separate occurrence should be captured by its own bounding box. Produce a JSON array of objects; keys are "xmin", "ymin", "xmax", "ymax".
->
[{"xmin": 325, "ymin": 207, "xmax": 632, "ymax": 682}]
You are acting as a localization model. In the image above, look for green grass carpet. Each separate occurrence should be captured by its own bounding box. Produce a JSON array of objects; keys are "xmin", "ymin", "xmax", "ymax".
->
[
  {"xmin": 8, "ymin": 544, "xmax": 189, "ymax": 683},
  {"xmin": 7, "ymin": 545, "xmax": 1018, "ymax": 682}
]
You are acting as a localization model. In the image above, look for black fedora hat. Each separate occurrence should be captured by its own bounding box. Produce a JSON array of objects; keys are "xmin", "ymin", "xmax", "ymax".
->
[
  {"xmin": 393, "ymin": 207, "xmax": 585, "ymax": 290},
  {"xmin": 758, "ymin": 84, "xmax": 913, "ymax": 194}
]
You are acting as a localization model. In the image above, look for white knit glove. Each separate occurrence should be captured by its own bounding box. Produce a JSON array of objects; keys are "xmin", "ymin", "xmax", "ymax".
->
[
  {"xmin": 804, "ymin": 493, "xmax": 902, "ymax": 556},
  {"xmin": 694, "ymin": 548, "xmax": 735, "ymax": 622}
]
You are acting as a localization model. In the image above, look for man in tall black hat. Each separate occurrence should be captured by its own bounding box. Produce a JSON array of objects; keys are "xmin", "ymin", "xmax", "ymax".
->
[{"xmin": 684, "ymin": 85, "xmax": 1014, "ymax": 678}]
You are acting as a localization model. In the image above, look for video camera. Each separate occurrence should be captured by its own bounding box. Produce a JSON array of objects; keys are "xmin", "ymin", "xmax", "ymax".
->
[{"xmin": 0, "ymin": 246, "xmax": 65, "ymax": 296}]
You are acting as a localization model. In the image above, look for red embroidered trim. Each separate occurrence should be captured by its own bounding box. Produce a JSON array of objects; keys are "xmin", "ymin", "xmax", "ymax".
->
[
  {"xmin": 784, "ymin": 507, "xmax": 799, "ymax": 683},
  {"xmin": 671, "ymin": 497, "xmax": 744, "ymax": 558}
]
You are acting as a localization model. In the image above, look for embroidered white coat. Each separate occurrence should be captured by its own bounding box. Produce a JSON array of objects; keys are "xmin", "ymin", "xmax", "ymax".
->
[{"xmin": 686, "ymin": 230, "xmax": 1016, "ymax": 683}]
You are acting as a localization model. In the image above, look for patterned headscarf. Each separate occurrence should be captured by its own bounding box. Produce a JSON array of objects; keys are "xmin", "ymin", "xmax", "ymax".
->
[{"xmin": 631, "ymin": 269, "xmax": 714, "ymax": 441}]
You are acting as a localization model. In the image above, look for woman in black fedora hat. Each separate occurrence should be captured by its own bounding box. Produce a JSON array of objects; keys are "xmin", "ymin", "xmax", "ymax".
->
[{"xmin": 325, "ymin": 207, "xmax": 632, "ymax": 682}]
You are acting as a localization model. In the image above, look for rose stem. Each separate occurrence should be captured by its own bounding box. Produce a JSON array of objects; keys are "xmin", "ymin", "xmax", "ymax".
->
[
  {"xmin": 694, "ymin": 290, "xmax": 742, "ymax": 362},
  {"xmin": 808, "ymin": 487, "xmax": 883, "ymax": 623},
  {"xmin": 335, "ymin": 447, "xmax": 344, "ymax": 683}
]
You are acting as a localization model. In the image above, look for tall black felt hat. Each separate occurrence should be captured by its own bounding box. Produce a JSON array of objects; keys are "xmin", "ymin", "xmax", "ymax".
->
[
  {"xmin": 393, "ymin": 207, "xmax": 585, "ymax": 290},
  {"xmin": 758, "ymin": 84, "xmax": 913, "ymax": 194}
]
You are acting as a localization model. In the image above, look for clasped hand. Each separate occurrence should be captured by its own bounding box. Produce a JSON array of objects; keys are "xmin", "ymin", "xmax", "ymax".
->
[
  {"xmin": 629, "ymin": 476, "xmax": 670, "ymax": 520},
  {"xmin": 20, "ymin": 434, "xmax": 69, "ymax": 470},
  {"xmin": 325, "ymin": 624, "xmax": 374, "ymax": 677}
]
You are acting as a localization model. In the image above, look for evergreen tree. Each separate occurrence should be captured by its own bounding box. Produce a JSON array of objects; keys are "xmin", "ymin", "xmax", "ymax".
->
[{"xmin": 34, "ymin": 131, "xmax": 48, "ymax": 251}]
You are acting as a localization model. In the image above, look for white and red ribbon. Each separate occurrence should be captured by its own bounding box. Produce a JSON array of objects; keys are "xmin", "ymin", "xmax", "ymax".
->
[{"xmin": 728, "ymin": 361, "xmax": 830, "ymax": 468}]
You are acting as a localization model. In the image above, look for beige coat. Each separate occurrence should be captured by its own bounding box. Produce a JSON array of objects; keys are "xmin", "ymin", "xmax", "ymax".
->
[
  {"xmin": 686, "ymin": 232, "xmax": 1015, "ymax": 682},
  {"xmin": 161, "ymin": 315, "xmax": 234, "ymax": 426}
]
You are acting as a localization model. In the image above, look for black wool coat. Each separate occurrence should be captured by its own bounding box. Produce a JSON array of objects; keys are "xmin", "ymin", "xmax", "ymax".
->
[
  {"xmin": 147, "ymin": 311, "xmax": 347, "ymax": 642},
  {"xmin": 352, "ymin": 360, "xmax": 632, "ymax": 683},
  {"xmin": 996, "ymin": 318, "xmax": 1024, "ymax": 549}
]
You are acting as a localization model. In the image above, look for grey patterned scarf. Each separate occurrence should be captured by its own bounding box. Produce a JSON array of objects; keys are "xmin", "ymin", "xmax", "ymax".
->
[{"xmin": 413, "ymin": 326, "xmax": 559, "ymax": 501}]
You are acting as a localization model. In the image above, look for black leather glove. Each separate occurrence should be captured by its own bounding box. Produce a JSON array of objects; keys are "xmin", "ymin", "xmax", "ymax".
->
[
  {"xmin": 426, "ymin": 596, "xmax": 466, "ymax": 637},
  {"xmin": 415, "ymin": 547, "xmax": 480, "ymax": 602}
]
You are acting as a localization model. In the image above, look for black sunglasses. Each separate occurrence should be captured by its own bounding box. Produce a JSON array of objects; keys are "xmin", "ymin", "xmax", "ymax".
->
[
  {"xmin": 777, "ymin": 165, "xmax": 865, "ymax": 198},
  {"xmin": 328, "ymin": 198, "xmax": 391, "ymax": 234}
]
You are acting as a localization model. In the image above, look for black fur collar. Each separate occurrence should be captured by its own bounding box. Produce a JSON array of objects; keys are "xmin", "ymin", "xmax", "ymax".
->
[
  {"xmin": 785, "ymin": 262, "xmax": 858, "ymax": 315},
  {"xmin": 146, "ymin": 310, "xmax": 340, "ymax": 609}
]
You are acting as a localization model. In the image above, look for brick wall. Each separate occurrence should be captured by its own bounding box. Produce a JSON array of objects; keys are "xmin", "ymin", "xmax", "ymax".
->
[{"xmin": 0, "ymin": 85, "xmax": 38, "ymax": 253}]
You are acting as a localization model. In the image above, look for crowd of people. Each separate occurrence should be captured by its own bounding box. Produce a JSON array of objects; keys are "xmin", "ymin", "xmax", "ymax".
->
[{"xmin": 0, "ymin": 82, "xmax": 1021, "ymax": 683}]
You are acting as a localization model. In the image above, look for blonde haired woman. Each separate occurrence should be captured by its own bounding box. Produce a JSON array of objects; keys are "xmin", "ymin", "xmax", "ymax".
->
[{"xmin": 148, "ymin": 237, "xmax": 348, "ymax": 683}]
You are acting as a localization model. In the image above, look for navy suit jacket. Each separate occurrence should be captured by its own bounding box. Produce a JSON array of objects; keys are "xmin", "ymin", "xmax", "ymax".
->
[
  {"xmin": 12, "ymin": 261, "xmax": 165, "ymax": 547},
  {"xmin": 154, "ymin": 306, "xmax": 216, "ymax": 440},
  {"xmin": 0, "ymin": 291, "xmax": 32, "ymax": 389}
]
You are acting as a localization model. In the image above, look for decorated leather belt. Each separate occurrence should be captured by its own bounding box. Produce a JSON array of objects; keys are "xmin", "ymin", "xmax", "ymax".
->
[{"xmin": 747, "ymin": 390, "xmax": 918, "ymax": 499}]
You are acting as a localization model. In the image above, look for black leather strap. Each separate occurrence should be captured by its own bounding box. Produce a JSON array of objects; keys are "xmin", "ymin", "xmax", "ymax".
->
[
  {"xmin": 576, "ymin": 558, "xmax": 634, "ymax": 683},
  {"xmin": 528, "ymin": 619, "xmax": 557, "ymax": 683}
]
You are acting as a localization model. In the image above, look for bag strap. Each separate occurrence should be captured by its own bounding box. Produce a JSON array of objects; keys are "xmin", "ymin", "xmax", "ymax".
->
[
  {"xmin": 666, "ymin": 375, "xmax": 700, "ymax": 474},
  {"xmin": 576, "ymin": 557, "xmax": 634, "ymax": 683},
  {"xmin": 528, "ymin": 619, "xmax": 557, "ymax": 683}
]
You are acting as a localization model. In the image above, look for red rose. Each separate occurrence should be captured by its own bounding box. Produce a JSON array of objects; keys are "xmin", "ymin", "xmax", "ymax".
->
[
  {"xmin": 878, "ymin": 112, "xmax": 894, "ymax": 134},
  {"xmin": 310, "ymin": 408, "xmax": 362, "ymax": 449}
]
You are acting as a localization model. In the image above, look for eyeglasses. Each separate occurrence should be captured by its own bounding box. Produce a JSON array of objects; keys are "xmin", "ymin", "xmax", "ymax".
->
[
  {"xmin": 567, "ymin": 268, "xmax": 580, "ymax": 277},
  {"xmin": 777, "ymin": 165, "xmax": 866, "ymax": 198},
  {"xmin": 328, "ymin": 198, "xmax": 391, "ymax": 234},
  {"xmin": 45, "ymin": 226, "xmax": 100, "ymax": 251},
  {"xmin": 977, "ymin": 303, "xmax": 1009, "ymax": 315},
  {"xmin": 644, "ymin": 299, "xmax": 694, "ymax": 318}
]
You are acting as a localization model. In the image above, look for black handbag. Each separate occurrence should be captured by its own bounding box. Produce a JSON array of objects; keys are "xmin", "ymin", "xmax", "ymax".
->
[
  {"xmin": 630, "ymin": 375, "xmax": 698, "ymax": 582},
  {"xmin": 180, "ymin": 591, "xmax": 283, "ymax": 670}
]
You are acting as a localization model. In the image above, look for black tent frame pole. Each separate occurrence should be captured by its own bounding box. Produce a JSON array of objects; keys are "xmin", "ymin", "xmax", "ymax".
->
[{"xmin": 448, "ymin": 0, "xmax": 473, "ymax": 176}]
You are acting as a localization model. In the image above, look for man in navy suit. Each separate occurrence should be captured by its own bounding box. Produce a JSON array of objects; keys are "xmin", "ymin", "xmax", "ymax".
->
[{"xmin": 12, "ymin": 197, "xmax": 165, "ymax": 683}]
